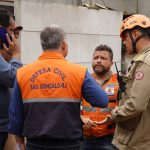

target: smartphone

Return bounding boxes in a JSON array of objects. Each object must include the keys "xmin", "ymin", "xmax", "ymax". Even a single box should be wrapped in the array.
[{"xmin": 0, "ymin": 27, "xmax": 11, "ymax": 49}]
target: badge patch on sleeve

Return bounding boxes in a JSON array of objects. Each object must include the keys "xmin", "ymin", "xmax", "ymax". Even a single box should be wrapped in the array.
[{"xmin": 135, "ymin": 71, "xmax": 144, "ymax": 80}]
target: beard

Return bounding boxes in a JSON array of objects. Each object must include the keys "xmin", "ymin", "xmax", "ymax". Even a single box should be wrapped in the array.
[
  {"xmin": 124, "ymin": 44, "xmax": 137, "ymax": 55},
  {"xmin": 93, "ymin": 65, "xmax": 107, "ymax": 75}
]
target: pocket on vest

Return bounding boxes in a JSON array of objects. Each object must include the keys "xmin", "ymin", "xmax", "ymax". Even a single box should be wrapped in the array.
[{"xmin": 114, "ymin": 124, "xmax": 134, "ymax": 145}]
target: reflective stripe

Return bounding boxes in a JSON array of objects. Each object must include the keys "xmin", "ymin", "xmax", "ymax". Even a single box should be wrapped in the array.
[
  {"xmin": 82, "ymin": 106, "xmax": 96, "ymax": 112},
  {"xmin": 23, "ymin": 98, "xmax": 81, "ymax": 103},
  {"xmin": 82, "ymin": 106, "xmax": 115, "ymax": 112},
  {"xmin": 100, "ymin": 107, "xmax": 115, "ymax": 112}
]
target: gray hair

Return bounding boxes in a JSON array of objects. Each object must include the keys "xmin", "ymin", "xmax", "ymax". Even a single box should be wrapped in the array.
[{"xmin": 40, "ymin": 25, "xmax": 66, "ymax": 51}]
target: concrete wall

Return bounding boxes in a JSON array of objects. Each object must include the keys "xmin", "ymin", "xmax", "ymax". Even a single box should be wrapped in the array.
[
  {"xmin": 14, "ymin": 0, "xmax": 150, "ymax": 16},
  {"xmin": 83, "ymin": 0, "xmax": 137, "ymax": 14},
  {"xmin": 14, "ymin": 0, "xmax": 123, "ymax": 73},
  {"xmin": 82, "ymin": 0, "xmax": 150, "ymax": 17},
  {"xmin": 138, "ymin": 0, "xmax": 150, "ymax": 17}
]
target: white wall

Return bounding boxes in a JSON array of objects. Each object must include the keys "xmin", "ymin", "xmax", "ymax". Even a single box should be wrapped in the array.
[
  {"xmin": 15, "ymin": 0, "xmax": 123, "ymax": 73},
  {"xmin": 138, "ymin": 0, "xmax": 150, "ymax": 17},
  {"xmin": 87, "ymin": 0, "xmax": 137, "ymax": 14}
]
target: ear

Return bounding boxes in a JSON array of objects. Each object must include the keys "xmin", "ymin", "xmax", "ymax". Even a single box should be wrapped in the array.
[
  {"xmin": 61, "ymin": 41, "xmax": 66, "ymax": 51},
  {"xmin": 111, "ymin": 61, "xmax": 113, "ymax": 67},
  {"xmin": 61, "ymin": 40, "xmax": 68, "ymax": 57},
  {"xmin": 132, "ymin": 29, "xmax": 142, "ymax": 39}
]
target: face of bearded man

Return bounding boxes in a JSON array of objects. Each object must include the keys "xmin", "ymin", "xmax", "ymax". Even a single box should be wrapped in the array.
[{"xmin": 92, "ymin": 51, "xmax": 113, "ymax": 76}]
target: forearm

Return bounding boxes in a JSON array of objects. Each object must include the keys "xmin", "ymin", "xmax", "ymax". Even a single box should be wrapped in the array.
[
  {"xmin": 0, "ymin": 50, "xmax": 12, "ymax": 61},
  {"xmin": 0, "ymin": 55, "xmax": 22, "ymax": 87},
  {"xmin": 111, "ymin": 98, "xmax": 143, "ymax": 122},
  {"xmin": 82, "ymin": 71, "xmax": 108, "ymax": 108}
]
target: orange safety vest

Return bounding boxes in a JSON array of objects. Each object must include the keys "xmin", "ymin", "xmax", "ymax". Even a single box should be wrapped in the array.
[
  {"xmin": 17, "ymin": 51, "xmax": 87, "ymax": 139},
  {"xmin": 82, "ymin": 73, "xmax": 119, "ymax": 137}
]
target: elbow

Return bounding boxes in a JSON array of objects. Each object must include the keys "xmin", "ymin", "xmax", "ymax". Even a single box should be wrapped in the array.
[
  {"xmin": 100, "ymin": 92, "xmax": 109, "ymax": 108},
  {"xmin": 96, "ymin": 89, "xmax": 109, "ymax": 108},
  {"xmin": 6, "ymin": 77, "xmax": 15, "ymax": 88},
  {"xmin": 134, "ymin": 106, "xmax": 146, "ymax": 113},
  {"xmin": 91, "ymin": 100, "xmax": 108, "ymax": 108},
  {"xmin": 100, "ymin": 96, "xmax": 108, "ymax": 108},
  {"xmin": 129, "ymin": 99, "xmax": 147, "ymax": 113},
  {"xmin": 99, "ymin": 88, "xmax": 109, "ymax": 108},
  {"xmin": 92, "ymin": 93, "xmax": 109, "ymax": 108},
  {"xmin": 102, "ymin": 102, "xmax": 108, "ymax": 108},
  {"xmin": 9, "ymin": 80, "xmax": 14, "ymax": 88}
]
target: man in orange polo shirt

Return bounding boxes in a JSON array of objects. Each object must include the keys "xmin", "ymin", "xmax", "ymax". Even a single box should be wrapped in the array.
[{"xmin": 80, "ymin": 45, "xmax": 120, "ymax": 150}]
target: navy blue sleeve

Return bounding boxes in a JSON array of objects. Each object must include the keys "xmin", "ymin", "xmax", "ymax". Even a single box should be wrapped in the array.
[
  {"xmin": 9, "ymin": 79, "xmax": 24, "ymax": 136},
  {"xmin": 0, "ymin": 55, "xmax": 22, "ymax": 87},
  {"xmin": 82, "ymin": 71, "xmax": 108, "ymax": 108}
]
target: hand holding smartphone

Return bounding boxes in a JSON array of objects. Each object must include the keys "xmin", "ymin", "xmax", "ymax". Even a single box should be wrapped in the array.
[
  {"xmin": 0, "ymin": 27, "xmax": 21, "ymax": 60},
  {"xmin": 0, "ymin": 27, "xmax": 12, "ymax": 49}
]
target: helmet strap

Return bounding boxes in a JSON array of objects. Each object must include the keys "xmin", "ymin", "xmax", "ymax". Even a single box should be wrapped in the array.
[{"xmin": 129, "ymin": 31, "xmax": 143, "ymax": 53}]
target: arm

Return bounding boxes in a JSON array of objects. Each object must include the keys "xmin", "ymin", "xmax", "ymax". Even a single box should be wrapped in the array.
[
  {"xmin": 0, "ymin": 55, "xmax": 22, "ymax": 87},
  {"xmin": 0, "ymin": 32, "xmax": 22, "ymax": 87},
  {"xmin": 9, "ymin": 80, "xmax": 25, "ymax": 150},
  {"xmin": 111, "ymin": 63, "xmax": 150, "ymax": 122},
  {"xmin": 82, "ymin": 71, "xmax": 108, "ymax": 108},
  {"xmin": 9, "ymin": 79, "xmax": 24, "ymax": 136}
]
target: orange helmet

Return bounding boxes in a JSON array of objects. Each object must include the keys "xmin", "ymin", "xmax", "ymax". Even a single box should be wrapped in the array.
[{"xmin": 120, "ymin": 14, "xmax": 150, "ymax": 39}]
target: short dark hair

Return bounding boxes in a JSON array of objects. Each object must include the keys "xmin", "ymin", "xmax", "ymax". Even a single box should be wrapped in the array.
[
  {"xmin": 0, "ymin": 8, "xmax": 12, "ymax": 27},
  {"xmin": 133, "ymin": 26, "xmax": 150, "ymax": 39},
  {"xmin": 122, "ymin": 26, "xmax": 150, "ymax": 40},
  {"xmin": 94, "ymin": 44, "xmax": 113, "ymax": 61},
  {"xmin": 0, "ymin": 9, "xmax": 13, "ymax": 49},
  {"xmin": 40, "ymin": 25, "xmax": 66, "ymax": 51}
]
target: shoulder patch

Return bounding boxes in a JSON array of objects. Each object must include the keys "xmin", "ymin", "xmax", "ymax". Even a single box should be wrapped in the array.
[{"xmin": 135, "ymin": 71, "xmax": 144, "ymax": 80}]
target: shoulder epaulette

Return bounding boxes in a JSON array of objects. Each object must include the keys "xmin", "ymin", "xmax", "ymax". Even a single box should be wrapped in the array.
[
  {"xmin": 134, "ymin": 54, "xmax": 145, "ymax": 62},
  {"xmin": 143, "ymin": 50, "xmax": 150, "ymax": 66}
]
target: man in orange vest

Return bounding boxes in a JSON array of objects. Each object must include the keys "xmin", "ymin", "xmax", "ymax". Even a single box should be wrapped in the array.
[
  {"xmin": 80, "ymin": 44, "xmax": 120, "ymax": 150},
  {"xmin": 9, "ymin": 25, "xmax": 108, "ymax": 150}
]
